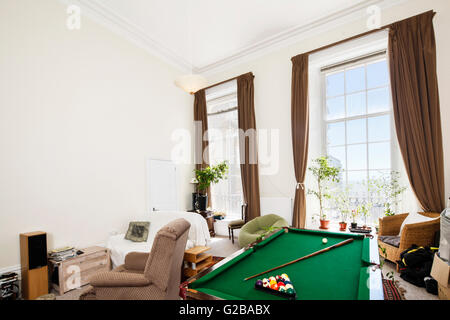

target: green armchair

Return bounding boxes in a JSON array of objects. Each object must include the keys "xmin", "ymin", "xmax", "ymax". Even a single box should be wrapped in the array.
[{"xmin": 238, "ymin": 214, "xmax": 289, "ymax": 248}]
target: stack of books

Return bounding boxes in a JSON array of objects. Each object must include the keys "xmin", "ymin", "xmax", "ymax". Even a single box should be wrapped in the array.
[{"xmin": 49, "ymin": 246, "xmax": 77, "ymax": 262}]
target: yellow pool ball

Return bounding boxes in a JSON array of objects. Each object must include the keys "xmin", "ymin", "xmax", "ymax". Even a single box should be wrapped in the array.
[{"xmin": 322, "ymin": 238, "xmax": 328, "ymax": 244}]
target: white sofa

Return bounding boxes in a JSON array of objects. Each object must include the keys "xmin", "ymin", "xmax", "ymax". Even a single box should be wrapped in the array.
[{"xmin": 107, "ymin": 211, "xmax": 210, "ymax": 268}]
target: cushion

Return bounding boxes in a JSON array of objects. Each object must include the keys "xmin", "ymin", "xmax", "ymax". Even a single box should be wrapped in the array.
[
  {"xmin": 125, "ymin": 222, "xmax": 150, "ymax": 242},
  {"xmin": 398, "ymin": 212, "xmax": 439, "ymax": 236},
  {"xmin": 379, "ymin": 235, "xmax": 401, "ymax": 248},
  {"xmin": 228, "ymin": 219, "xmax": 245, "ymax": 227}
]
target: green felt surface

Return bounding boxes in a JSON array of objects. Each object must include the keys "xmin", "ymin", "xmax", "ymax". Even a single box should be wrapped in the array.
[{"xmin": 190, "ymin": 228, "xmax": 371, "ymax": 300}]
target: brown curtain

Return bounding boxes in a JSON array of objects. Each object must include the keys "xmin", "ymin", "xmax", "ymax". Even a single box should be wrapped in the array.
[
  {"xmin": 237, "ymin": 73, "xmax": 261, "ymax": 222},
  {"xmin": 291, "ymin": 54, "xmax": 309, "ymax": 228},
  {"xmin": 193, "ymin": 89, "xmax": 211, "ymax": 206},
  {"xmin": 388, "ymin": 11, "xmax": 445, "ymax": 212}
]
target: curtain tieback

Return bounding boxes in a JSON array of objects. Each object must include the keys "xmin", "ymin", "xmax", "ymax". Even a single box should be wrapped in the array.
[{"xmin": 296, "ymin": 182, "xmax": 305, "ymax": 190}]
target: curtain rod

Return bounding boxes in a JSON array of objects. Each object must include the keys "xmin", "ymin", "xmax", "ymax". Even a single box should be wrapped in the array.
[
  {"xmin": 292, "ymin": 10, "xmax": 435, "ymax": 59},
  {"xmin": 199, "ymin": 72, "xmax": 253, "ymax": 92}
]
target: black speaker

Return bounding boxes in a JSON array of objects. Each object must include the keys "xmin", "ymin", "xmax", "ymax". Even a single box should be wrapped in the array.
[{"xmin": 28, "ymin": 234, "xmax": 47, "ymax": 269}]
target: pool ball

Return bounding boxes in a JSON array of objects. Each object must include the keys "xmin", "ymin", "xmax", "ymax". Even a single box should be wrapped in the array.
[
  {"xmin": 285, "ymin": 284, "xmax": 293, "ymax": 290},
  {"xmin": 279, "ymin": 286, "xmax": 286, "ymax": 292},
  {"xmin": 286, "ymin": 288, "xmax": 294, "ymax": 295},
  {"xmin": 322, "ymin": 238, "xmax": 328, "ymax": 244},
  {"xmin": 269, "ymin": 276, "xmax": 276, "ymax": 282},
  {"xmin": 284, "ymin": 280, "xmax": 292, "ymax": 285},
  {"xmin": 277, "ymin": 281, "xmax": 285, "ymax": 287},
  {"xmin": 255, "ymin": 280, "xmax": 263, "ymax": 287},
  {"xmin": 270, "ymin": 283, "xmax": 278, "ymax": 291},
  {"xmin": 262, "ymin": 279, "xmax": 269, "ymax": 288},
  {"xmin": 281, "ymin": 273, "xmax": 290, "ymax": 281}
]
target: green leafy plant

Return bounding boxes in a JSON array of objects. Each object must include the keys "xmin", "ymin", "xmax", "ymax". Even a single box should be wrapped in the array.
[
  {"xmin": 334, "ymin": 186, "xmax": 351, "ymax": 223},
  {"xmin": 350, "ymin": 209, "xmax": 359, "ymax": 224},
  {"xmin": 307, "ymin": 156, "xmax": 341, "ymax": 221},
  {"xmin": 371, "ymin": 171, "xmax": 406, "ymax": 216},
  {"xmin": 194, "ymin": 161, "xmax": 229, "ymax": 194},
  {"xmin": 357, "ymin": 202, "xmax": 373, "ymax": 226},
  {"xmin": 378, "ymin": 244, "xmax": 395, "ymax": 280}
]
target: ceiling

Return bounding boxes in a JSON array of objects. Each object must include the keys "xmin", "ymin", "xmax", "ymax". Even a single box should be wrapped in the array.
[{"xmin": 72, "ymin": 0, "xmax": 405, "ymax": 74}]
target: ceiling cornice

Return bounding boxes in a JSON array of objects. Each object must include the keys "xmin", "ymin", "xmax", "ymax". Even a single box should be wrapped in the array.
[
  {"xmin": 60, "ymin": 0, "xmax": 408, "ymax": 75},
  {"xmin": 196, "ymin": 0, "xmax": 409, "ymax": 75},
  {"xmin": 59, "ymin": 0, "xmax": 193, "ymax": 73}
]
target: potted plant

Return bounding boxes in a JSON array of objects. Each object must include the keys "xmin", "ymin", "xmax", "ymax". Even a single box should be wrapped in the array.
[
  {"xmin": 350, "ymin": 209, "xmax": 359, "ymax": 229},
  {"xmin": 307, "ymin": 157, "xmax": 341, "ymax": 230},
  {"xmin": 194, "ymin": 161, "xmax": 229, "ymax": 211},
  {"xmin": 371, "ymin": 171, "xmax": 406, "ymax": 216},
  {"xmin": 358, "ymin": 202, "xmax": 373, "ymax": 229},
  {"xmin": 334, "ymin": 187, "xmax": 350, "ymax": 231}
]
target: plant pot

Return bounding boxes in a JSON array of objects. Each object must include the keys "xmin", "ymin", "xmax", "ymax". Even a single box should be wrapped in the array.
[
  {"xmin": 339, "ymin": 222, "xmax": 347, "ymax": 231},
  {"xmin": 194, "ymin": 193, "xmax": 208, "ymax": 211},
  {"xmin": 351, "ymin": 222, "xmax": 357, "ymax": 229},
  {"xmin": 319, "ymin": 219, "xmax": 330, "ymax": 230}
]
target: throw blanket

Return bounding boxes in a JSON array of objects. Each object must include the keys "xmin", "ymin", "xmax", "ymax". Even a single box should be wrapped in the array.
[{"xmin": 107, "ymin": 211, "xmax": 210, "ymax": 268}]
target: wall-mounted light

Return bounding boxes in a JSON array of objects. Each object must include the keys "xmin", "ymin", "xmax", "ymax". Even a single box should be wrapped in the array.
[{"xmin": 175, "ymin": 74, "xmax": 207, "ymax": 94}]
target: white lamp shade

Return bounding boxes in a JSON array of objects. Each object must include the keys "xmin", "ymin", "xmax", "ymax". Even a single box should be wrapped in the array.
[{"xmin": 175, "ymin": 74, "xmax": 207, "ymax": 94}]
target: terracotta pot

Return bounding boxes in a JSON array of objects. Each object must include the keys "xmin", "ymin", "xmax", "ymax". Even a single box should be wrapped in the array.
[
  {"xmin": 319, "ymin": 219, "xmax": 330, "ymax": 229},
  {"xmin": 339, "ymin": 222, "xmax": 347, "ymax": 231}
]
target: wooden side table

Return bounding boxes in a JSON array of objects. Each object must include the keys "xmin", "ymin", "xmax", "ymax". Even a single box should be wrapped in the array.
[
  {"xmin": 49, "ymin": 246, "xmax": 110, "ymax": 295},
  {"xmin": 183, "ymin": 246, "xmax": 213, "ymax": 278}
]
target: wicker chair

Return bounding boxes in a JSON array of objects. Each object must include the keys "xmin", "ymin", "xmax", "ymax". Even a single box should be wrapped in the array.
[{"xmin": 378, "ymin": 212, "xmax": 440, "ymax": 264}]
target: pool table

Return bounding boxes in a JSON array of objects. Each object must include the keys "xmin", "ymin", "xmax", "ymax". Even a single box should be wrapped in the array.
[{"xmin": 183, "ymin": 228, "xmax": 383, "ymax": 300}]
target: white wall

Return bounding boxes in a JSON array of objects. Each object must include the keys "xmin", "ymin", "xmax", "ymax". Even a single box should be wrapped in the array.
[
  {"xmin": 204, "ymin": 0, "xmax": 450, "ymax": 220},
  {"xmin": 0, "ymin": 0, "xmax": 193, "ymax": 268}
]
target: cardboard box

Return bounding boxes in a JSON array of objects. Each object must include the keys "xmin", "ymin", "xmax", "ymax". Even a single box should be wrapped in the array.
[
  {"xmin": 430, "ymin": 253, "xmax": 450, "ymax": 300},
  {"xmin": 438, "ymin": 283, "xmax": 450, "ymax": 300}
]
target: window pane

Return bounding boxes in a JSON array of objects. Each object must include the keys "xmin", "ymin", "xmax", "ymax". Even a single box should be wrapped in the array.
[
  {"xmin": 328, "ymin": 146, "xmax": 346, "ymax": 169},
  {"xmin": 326, "ymin": 96, "xmax": 345, "ymax": 120},
  {"xmin": 347, "ymin": 171, "xmax": 368, "ymax": 200},
  {"xmin": 368, "ymin": 115, "xmax": 390, "ymax": 142},
  {"xmin": 346, "ymin": 66, "xmax": 365, "ymax": 93},
  {"xmin": 367, "ymin": 60, "xmax": 389, "ymax": 89},
  {"xmin": 347, "ymin": 119, "xmax": 366, "ymax": 144},
  {"xmin": 369, "ymin": 170, "xmax": 390, "ymax": 181},
  {"xmin": 346, "ymin": 92, "xmax": 366, "ymax": 117},
  {"xmin": 347, "ymin": 144, "xmax": 367, "ymax": 170},
  {"xmin": 327, "ymin": 122, "xmax": 345, "ymax": 146},
  {"xmin": 368, "ymin": 87, "xmax": 390, "ymax": 113},
  {"xmin": 368, "ymin": 142, "xmax": 391, "ymax": 169},
  {"xmin": 326, "ymin": 72, "xmax": 344, "ymax": 97}
]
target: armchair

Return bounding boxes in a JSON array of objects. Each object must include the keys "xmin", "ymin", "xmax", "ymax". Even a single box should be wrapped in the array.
[
  {"xmin": 378, "ymin": 212, "xmax": 440, "ymax": 263},
  {"xmin": 80, "ymin": 218, "xmax": 190, "ymax": 300}
]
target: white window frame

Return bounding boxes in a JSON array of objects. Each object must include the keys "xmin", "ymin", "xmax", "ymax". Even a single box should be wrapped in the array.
[
  {"xmin": 206, "ymin": 86, "xmax": 243, "ymax": 219},
  {"xmin": 321, "ymin": 54, "xmax": 396, "ymax": 216}
]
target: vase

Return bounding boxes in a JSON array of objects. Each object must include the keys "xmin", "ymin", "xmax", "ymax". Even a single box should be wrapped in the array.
[
  {"xmin": 319, "ymin": 219, "xmax": 330, "ymax": 229},
  {"xmin": 194, "ymin": 193, "xmax": 208, "ymax": 211},
  {"xmin": 339, "ymin": 222, "xmax": 347, "ymax": 231}
]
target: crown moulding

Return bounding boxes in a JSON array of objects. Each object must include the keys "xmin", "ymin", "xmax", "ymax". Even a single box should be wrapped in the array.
[{"xmin": 59, "ymin": 0, "xmax": 408, "ymax": 76}]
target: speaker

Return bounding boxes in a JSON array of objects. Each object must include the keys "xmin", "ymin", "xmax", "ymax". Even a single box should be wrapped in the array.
[{"xmin": 20, "ymin": 232, "xmax": 48, "ymax": 300}]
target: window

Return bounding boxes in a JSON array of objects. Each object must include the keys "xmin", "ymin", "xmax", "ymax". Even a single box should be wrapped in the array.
[
  {"xmin": 206, "ymin": 81, "xmax": 243, "ymax": 219},
  {"xmin": 323, "ymin": 56, "xmax": 392, "ymax": 220}
]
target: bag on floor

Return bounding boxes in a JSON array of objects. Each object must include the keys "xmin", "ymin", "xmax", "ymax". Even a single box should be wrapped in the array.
[{"xmin": 397, "ymin": 245, "xmax": 438, "ymax": 288}]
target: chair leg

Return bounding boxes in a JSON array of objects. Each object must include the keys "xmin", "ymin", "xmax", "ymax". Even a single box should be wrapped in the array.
[
  {"xmin": 228, "ymin": 227, "xmax": 231, "ymax": 240},
  {"xmin": 231, "ymin": 229, "xmax": 234, "ymax": 244}
]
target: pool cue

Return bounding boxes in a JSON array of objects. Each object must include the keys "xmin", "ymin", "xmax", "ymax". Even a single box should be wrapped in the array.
[{"xmin": 243, "ymin": 238, "xmax": 354, "ymax": 281}]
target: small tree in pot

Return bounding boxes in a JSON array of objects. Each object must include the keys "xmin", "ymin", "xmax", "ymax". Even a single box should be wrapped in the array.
[
  {"xmin": 194, "ymin": 161, "xmax": 229, "ymax": 211},
  {"xmin": 334, "ymin": 187, "xmax": 350, "ymax": 231},
  {"xmin": 307, "ymin": 156, "xmax": 341, "ymax": 229}
]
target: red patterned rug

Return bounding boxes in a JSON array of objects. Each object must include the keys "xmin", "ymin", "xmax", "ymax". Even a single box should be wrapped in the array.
[{"xmin": 383, "ymin": 279, "xmax": 406, "ymax": 300}]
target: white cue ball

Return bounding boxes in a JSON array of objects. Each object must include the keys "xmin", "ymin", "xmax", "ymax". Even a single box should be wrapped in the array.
[{"xmin": 322, "ymin": 238, "xmax": 328, "ymax": 244}]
